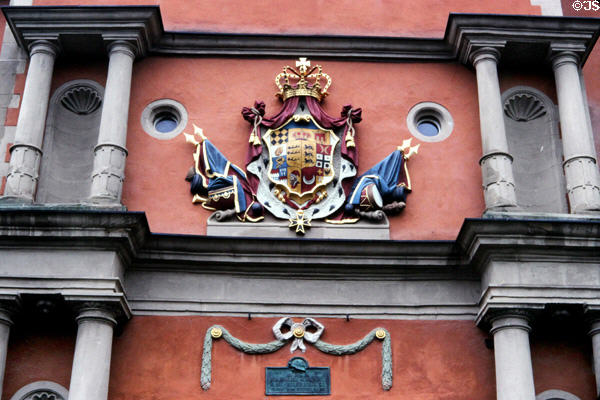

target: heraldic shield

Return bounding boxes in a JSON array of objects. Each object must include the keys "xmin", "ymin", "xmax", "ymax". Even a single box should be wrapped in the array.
[
  {"xmin": 184, "ymin": 57, "xmax": 421, "ymax": 235},
  {"xmin": 265, "ymin": 117, "xmax": 339, "ymax": 205}
]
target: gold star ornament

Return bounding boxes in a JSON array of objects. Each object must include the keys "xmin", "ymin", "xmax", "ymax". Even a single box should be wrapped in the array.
[{"xmin": 289, "ymin": 210, "xmax": 311, "ymax": 235}]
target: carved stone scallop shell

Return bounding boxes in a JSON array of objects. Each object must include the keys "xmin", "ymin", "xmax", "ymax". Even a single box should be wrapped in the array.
[
  {"xmin": 504, "ymin": 93, "xmax": 546, "ymax": 122},
  {"xmin": 60, "ymin": 86, "xmax": 102, "ymax": 115}
]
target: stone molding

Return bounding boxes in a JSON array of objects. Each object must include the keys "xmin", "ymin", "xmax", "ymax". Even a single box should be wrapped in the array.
[
  {"xmin": 536, "ymin": 390, "xmax": 582, "ymax": 400},
  {"xmin": 2, "ymin": 7, "xmax": 600, "ymax": 65},
  {"xmin": 8, "ymin": 381, "xmax": 69, "ymax": 400},
  {"xmin": 0, "ymin": 209, "xmax": 598, "ymax": 319}
]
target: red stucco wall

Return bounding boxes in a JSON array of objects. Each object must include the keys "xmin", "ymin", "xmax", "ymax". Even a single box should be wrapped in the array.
[
  {"xmin": 23, "ymin": 0, "xmax": 552, "ymax": 239},
  {"xmin": 33, "ymin": 0, "xmax": 542, "ymax": 37},
  {"xmin": 3, "ymin": 316, "xmax": 596, "ymax": 400},
  {"xmin": 117, "ymin": 59, "xmax": 484, "ymax": 239},
  {"xmin": 3, "ymin": 328, "xmax": 74, "ymax": 398}
]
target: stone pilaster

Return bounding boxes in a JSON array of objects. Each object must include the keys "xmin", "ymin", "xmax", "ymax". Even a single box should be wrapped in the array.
[
  {"xmin": 471, "ymin": 47, "xmax": 518, "ymax": 211},
  {"xmin": 489, "ymin": 311, "xmax": 536, "ymax": 400},
  {"xmin": 552, "ymin": 51, "xmax": 600, "ymax": 214},
  {"xmin": 2, "ymin": 40, "xmax": 58, "ymax": 203},
  {"xmin": 68, "ymin": 304, "xmax": 117, "ymax": 400},
  {"xmin": 89, "ymin": 41, "xmax": 135, "ymax": 205}
]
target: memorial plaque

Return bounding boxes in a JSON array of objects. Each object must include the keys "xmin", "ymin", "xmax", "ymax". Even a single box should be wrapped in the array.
[{"xmin": 266, "ymin": 357, "xmax": 330, "ymax": 396}]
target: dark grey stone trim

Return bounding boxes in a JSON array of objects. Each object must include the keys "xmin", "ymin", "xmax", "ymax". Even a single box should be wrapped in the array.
[
  {"xmin": 156, "ymin": 31, "xmax": 452, "ymax": 61},
  {"xmin": 2, "ymin": 7, "xmax": 600, "ymax": 66},
  {"xmin": 1, "ymin": 6, "xmax": 163, "ymax": 57},
  {"xmin": 1, "ymin": 208, "xmax": 599, "ymax": 273},
  {"xmin": 1, "ymin": 209, "xmax": 599, "ymax": 319},
  {"xmin": 447, "ymin": 13, "xmax": 600, "ymax": 65}
]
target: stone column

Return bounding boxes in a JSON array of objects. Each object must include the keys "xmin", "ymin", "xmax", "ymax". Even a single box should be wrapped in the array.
[
  {"xmin": 2, "ymin": 40, "xmax": 58, "ymax": 203},
  {"xmin": 552, "ymin": 51, "xmax": 600, "ymax": 214},
  {"xmin": 490, "ymin": 313, "xmax": 536, "ymax": 400},
  {"xmin": 68, "ymin": 306, "xmax": 116, "ymax": 400},
  {"xmin": 0, "ymin": 308, "xmax": 12, "ymax": 397},
  {"xmin": 589, "ymin": 320, "xmax": 600, "ymax": 397},
  {"xmin": 471, "ymin": 47, "xmax": 518, "ymax": 211},
  {"xmin": 89, "ymin": 41, "xmax": 136, "ymax": 205}
]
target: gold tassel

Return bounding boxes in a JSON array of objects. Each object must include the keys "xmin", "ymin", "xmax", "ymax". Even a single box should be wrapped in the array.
[{"xmin": 346, "ymin": 136, "xmax": 355, "ymax": 148}]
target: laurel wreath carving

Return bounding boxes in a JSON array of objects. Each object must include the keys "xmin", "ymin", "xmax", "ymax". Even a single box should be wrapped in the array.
[{"xmin": 200, "ymin": 324, "xmax": 392, "ymax": 391}]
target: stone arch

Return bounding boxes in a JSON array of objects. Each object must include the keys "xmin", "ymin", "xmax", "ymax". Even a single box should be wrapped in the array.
[
  {"xmin": 536, "ymin": 389, "xmax": 582, "ymax": 400},
  {"xmin": 502, "ymin": 85, "xmax": 568, "ymax": 213},
  {"xmin": 9, "ymin": 381, "xmax": 69, "ymax": 400},
  {"xmin": 36, "ymin": 79, "xmax": 104, "ymax": 204}
]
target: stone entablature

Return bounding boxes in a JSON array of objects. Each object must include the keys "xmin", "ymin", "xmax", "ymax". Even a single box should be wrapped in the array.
[
  {"xmin": 3, "ymin": 8, "xmax": 600, "ymax": 63},
  {"xmin": 0, "ymin": 209, "xmax": 598, "ymax": 321}
]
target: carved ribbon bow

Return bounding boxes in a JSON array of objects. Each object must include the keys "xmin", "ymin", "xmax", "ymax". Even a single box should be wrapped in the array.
[
  {"xmin": 272, "ymin": 317, "xmax": 324, "ymax": 353},
  {"xmin": 341, "ymin": 105, "xmax": 362, "ymax": 148},
  {"xmin": 241, "ymin": 101, "xmax": 266, "ymax": 146}
]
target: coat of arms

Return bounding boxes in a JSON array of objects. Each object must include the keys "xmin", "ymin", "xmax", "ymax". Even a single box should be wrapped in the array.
[{"xmin": 184, "ymin": 58, "xmax": 419, "ymax": 235}]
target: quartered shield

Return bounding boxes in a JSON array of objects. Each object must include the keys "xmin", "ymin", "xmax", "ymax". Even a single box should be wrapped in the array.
[{"xmin": 264, "ymin": 116, "xmax": 339, "ymax": 204}]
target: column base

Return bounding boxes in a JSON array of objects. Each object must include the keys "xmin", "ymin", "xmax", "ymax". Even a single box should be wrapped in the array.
[
  {"xmin": 481, "ymin": 153, "xmax": 518, "ymax": 210},
  {"xmin": 564, "ymin": 156, "xmax": 600, "ymax": 214},
  {"xmin": 0, "ymin": 196, "xmax": 34, "ymax": 205},
  {"xmin": 84, "ymin": 197, "xmax": 126, "ymax": 209}
]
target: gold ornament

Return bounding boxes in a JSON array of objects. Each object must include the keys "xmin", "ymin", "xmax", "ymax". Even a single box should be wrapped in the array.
[
  {"xmin": 211, "ymin": 327, "xmax": 223, "ymax": 339},
  {"xmin": 375, "ymin": 329, "xmax": 386, "ymax": 340},
  {"xmin": 289, "ymin": 210, "xmax": 312, "ymax": 235},
  {"xmin": 275, "ymin": 57, "xmax": 332, "ymax": 102},
  {"xmin": 293, "ymin": 327, "xmax": 305, "ymax": 338}
]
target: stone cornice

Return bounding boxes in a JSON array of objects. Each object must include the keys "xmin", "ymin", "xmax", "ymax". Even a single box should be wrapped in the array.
[
  {"xmin": 1, "ymin": 5, "xmax": 163, "ymax": 57},
  {"xmin": 0, "ymin": 209, "xmax": 599, "ymax": 276},
  {"xmin": 0, "ymin": 207, "xmax": 149, "ymax": 266},
  {"xmin": 2, "ymin": 6, "xmax": 600, "ymax": 66},
  {"xmin": 455, "ymin": 215, "xmax": 600, "ymax": 269},
  {"xmin": 1, "ymin": 209, "xmax": 600, "ymax": 321},
  {"xmin": 447, "ymin": 13, "xmax": 600, "ymax": 65}
]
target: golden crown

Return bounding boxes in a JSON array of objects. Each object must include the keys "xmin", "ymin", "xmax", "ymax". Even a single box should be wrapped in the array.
[{"xmin": 275, "ymin": 57, "xmax": 332, "ymax": 102}]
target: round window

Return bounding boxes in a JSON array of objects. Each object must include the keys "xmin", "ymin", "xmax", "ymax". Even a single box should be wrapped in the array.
[
  {"xmin": 141, "ymin": 99, "xmax": 188, "ymax": 140},
  {"xmin": 154, "ymin": 112, "xmax": 179, "ymax": 133},
  {"xmin": 407, "ymin": 102, "xmax": 453, "ymax": 142}
]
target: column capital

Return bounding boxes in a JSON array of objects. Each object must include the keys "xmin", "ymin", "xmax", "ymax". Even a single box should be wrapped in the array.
[
  {"xmin": 0, "ymin": 297, "xmax": 22, "ymax": 327},
  {"xmin": 585, "ymin": 307, "xmax": 600, "ymax": 335},
  {"xmin": 0, "ymin": 306, "xmax": 16, "ymax": 328},
  {"xmin": 490, "ymin": 313, "xmax": 532, "ymax": 335},
  {"xmin": 74, "ymin": 303, "xmax": 118, "ymax": 327},
  {"xmin": 470, "ymin": 47, "xmax": 501, "ymax": 67},
  {"xmin": 106, "ymin": 40, "xmax": 137, "ymax": 60},
  {"xmin": 483, "ymin": 309, "xmax": 536, "ymax": 334},
  {"xmin": 551, "ymin": 51, "xmax": 580, "ymax": 71},
  {"xmin": 28, "ymin": 40, "xmax": 60, "ymax": 58}
]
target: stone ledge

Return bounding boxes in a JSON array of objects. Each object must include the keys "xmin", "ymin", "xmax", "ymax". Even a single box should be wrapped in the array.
[{"xmin": 207, "ymin": 213, "xmax": 390, "ymax": 240}]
